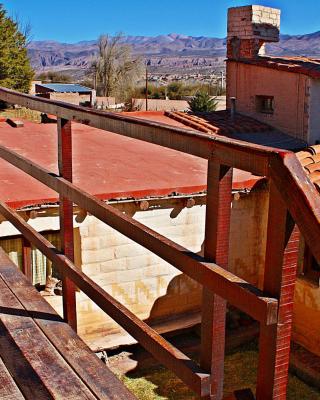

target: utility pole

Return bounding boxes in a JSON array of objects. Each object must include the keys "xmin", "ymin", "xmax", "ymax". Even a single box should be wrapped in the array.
[
  {"xmin": 145, "ymin": 62, "xmax": 149, "ymax": 111},
  {"xmin": 221, "ymin": 70, "xmax": 225, "ymax": 93}
]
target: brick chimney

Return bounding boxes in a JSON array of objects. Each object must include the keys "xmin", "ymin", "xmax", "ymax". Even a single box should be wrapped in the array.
[{"xmin": 227, "ymin": 5, "xmax": 280, "ymax": 60}]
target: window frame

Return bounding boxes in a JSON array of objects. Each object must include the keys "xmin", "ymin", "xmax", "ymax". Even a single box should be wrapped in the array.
[{"xmin": 256, "ymin": 95, "xmax": 274, "ymax": 115}]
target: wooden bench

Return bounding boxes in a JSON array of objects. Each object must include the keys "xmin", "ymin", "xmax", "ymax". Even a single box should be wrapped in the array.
[{"xmin": 0, "ymin": 247, "xmax": 137, "ymax": 400}]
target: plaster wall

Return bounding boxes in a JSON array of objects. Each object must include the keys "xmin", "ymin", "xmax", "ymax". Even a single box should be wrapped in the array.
[
  {"xmin": 45, "ymin": 192, "xmax": 267, "ymax": 349},
  {"xmin": 308, "ymin": 79, "xmax": 320, "ymax": 144},
  {"xmin": 227, "ymin": 61, "xmax": 309, "ymax": 141}
]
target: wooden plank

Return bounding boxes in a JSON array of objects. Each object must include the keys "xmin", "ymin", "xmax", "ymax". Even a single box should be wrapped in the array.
[
  {"xmin": 256, "ymin": 180, "xmax": 297, "ymax": 400},
  {"xmin": 269, "ymin": 152, "xmax": 320, "ymax": 264},
  {"xmin": 22, "ymin": 237, "xmax": 32, "ymax": 282},
  {"xmin": 57, "ymin": 117, "xmax": 77, "ymax": 331},
  {"xmin": 0, "ymin": 152, "xmax": 278, "ymax": 325},
  {"xmin": 0, "ymin": 249, "xmax": 137, "ymax": 400},
  {"xmin": 0, "ymin": 205, "xmax": 211, "ymax": 397},
  {"xmin": 0, "ymin": 271, "xmax": 96, "ymax": 399},
  {"xmin": 0, "ymin": 356, "xmax": 25, "ymax": 400},
  {"xmin": 0, "ymin": 87, "xmax": 277, "ymax": 175},
  {"xmin": 201, "ymin": 162, "xmax": 232, "ymax": 400}
]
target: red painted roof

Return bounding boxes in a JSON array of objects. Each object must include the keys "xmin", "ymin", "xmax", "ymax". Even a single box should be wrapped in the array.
[
  {"xmin": 0, "ymin": 113, "xmax": 261, "ymax": 209},
  {"xmin": 231, "ymin": 56, "xmax": 320, "ymax": 79}
]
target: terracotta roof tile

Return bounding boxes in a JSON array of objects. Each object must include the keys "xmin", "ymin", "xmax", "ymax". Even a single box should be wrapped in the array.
[
  {"xmin": 165, "ymin": 110, "xmax": 273, "ymax": 135},
  {"xmin": 297, "ymin": 145, "xmax": 320, "ymax": 192},
  {"xmin": 230, "ymin": 56, "xmax": 320, "ymax": 79},
  {"xmin": 165, "ymin": 110, "xmax": 307, "ymax": 151}
]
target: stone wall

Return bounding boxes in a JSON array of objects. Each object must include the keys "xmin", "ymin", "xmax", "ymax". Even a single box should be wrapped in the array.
[
  {"xmin": 45, "ymin": 189, "xmax": 269, "ymax": 349},
  {"xmin": 2, "ymin": 187, "xmax": 318, "ymax": 355}
]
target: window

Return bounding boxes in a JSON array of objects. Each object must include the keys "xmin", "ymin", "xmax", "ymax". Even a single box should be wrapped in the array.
[
  {"xmin": 256, "ymin": 95, "xmax": 274, "ymax": 114},
  {"xmin": 0, "ymin": 231, "xmax": 61, "ymax": 286}
]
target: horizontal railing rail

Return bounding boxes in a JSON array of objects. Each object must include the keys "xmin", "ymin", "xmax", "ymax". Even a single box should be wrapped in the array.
[
  {"xmin": 0, "ymin": 144, "xmax": 278, "ymax": 325},
  {"xmin": 1, "ymin": 87, "xmax": 319, "ymax": 263},
  {"xmin": 0, "ymin": 86, "xmax": 320, "ymax": 399},
  {"xmin": 0, "ymin": 200, "xmax": 211, "ymax": 397}
]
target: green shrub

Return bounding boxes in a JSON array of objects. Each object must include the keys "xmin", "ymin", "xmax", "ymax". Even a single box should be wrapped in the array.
[{"xmin": 188, "ymin": 92, "xmax": 218, "ymax": 112}]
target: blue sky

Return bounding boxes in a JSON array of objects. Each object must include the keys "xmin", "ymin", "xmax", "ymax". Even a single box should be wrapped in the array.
[{"xmin": 1, "ymin": 0, "xmax": 320, "ymax": 43}]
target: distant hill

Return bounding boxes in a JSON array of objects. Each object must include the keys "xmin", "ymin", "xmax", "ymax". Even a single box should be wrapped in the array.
[{"xmin": 27, "ymin": 31, "xmax": 320, "ymax": 74}]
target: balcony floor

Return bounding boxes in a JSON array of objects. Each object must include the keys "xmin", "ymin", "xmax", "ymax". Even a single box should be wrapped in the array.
[{"xmin": 0, "ymin": 247, "xmax": 136, "ymax": 400}]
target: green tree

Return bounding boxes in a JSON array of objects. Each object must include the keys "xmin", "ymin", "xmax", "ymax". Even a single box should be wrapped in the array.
[
  {"xmin": 0, "ymin": 4, "xmax": 33, "ymax": 93},
  {"xmin": 188, "ymin": 92, "xmax": 218, "ymax": 113}
]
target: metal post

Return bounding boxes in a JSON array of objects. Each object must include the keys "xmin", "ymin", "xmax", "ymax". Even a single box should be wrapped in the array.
[
  {"xmin": 57, "ymin": 117, "xmax": 77, "ymax": 331},
  {"xmin": 145, "ymin": 63, "xmax": 149, "ymax": 112}
]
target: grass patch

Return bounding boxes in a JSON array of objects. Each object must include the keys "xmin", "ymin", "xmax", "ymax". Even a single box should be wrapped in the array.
[
  {"xmin": 0, "ymin": 107, "xmax": 41, "ymax": 123},
  {"xmin": 116, "ymin": 341, "xmax": 320, "ymax": 399}
]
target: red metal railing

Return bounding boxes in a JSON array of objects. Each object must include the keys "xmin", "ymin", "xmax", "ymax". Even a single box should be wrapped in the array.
[{"xmin": 1, "ymin": 87, "xmax": 320, "ymax": 399}]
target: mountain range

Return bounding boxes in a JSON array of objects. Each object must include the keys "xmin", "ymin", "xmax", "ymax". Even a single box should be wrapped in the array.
[{"xmin": 28, "ymin": 31, "xmax": 320, "ymax": 75}]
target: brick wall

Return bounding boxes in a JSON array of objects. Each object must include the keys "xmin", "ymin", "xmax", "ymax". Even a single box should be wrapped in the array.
[
  {"xmin": 227, "ymin": 5, "xmax": 280, "ymax": 59},
  {"xmin": 226, "ymin": 61, "xmax": 310, "ymax": 141}
]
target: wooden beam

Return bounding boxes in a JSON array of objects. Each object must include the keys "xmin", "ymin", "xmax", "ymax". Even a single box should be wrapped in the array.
[
  {"xmin": 57, "ymin": 118, "xmax": 77, "ymax": 331},
  {"xmin": 256, "ymin": 180, "xmax": 297, "ymax": 399},
  {"xmin": 22, "ymin": 237, "xmax": 32, "ymax": 282},
  {"xmin": 270, "ymin": 152, "xmax": 320, "ymax": 265},
  {"xmin": 0, "ymin": 201, "xmax": 210, "ymax": 397},
  {"xmin": 0, "ymin": 248, "xmax": 138, "ymax": 400},
  {"xmin": 201, "ymin": 161, "xmax": 232, "ymax": 400},
  {"xmin": 0, "ymin": 146, "xmax": 278, "ymax": 324},
  {"xmin": 0, "ymin": 87, "xmax": 278, "ymax": 175}
]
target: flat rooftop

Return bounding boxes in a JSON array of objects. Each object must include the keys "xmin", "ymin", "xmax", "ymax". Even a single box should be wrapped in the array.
[{"xmin": 0, "ymin": 112, "xmax": 261, "ymax": 209}]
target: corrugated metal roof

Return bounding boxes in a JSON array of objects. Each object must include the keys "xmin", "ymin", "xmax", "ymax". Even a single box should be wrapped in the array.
[{"xmin": 37, "ymin": 83, "xmax": 92, "ymax": 93}]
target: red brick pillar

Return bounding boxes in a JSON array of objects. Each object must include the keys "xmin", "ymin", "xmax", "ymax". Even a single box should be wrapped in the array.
[
  {"xmin": 201, "ymin": 160, "xmax": 233, "ymax": 399},
  {"xmin": 256, "ymin": 180, "xmax": 299, "ymax": 399}
]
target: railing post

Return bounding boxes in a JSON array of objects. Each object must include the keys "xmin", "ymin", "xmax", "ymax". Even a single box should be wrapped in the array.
[
  {"xmin": 22, "ymin": 237, "xmax": 32, "ymax": 282},
  {"xmin": 57, "ymin": 117, "xmax": 77, "ymax": 331},
  {"xmin": 201, "ymin": 159, "xmax": 233, "ymax": 399},
  {"xmin": 256, "ymin": 179, "xmax": 298, "ymax": 399}
]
